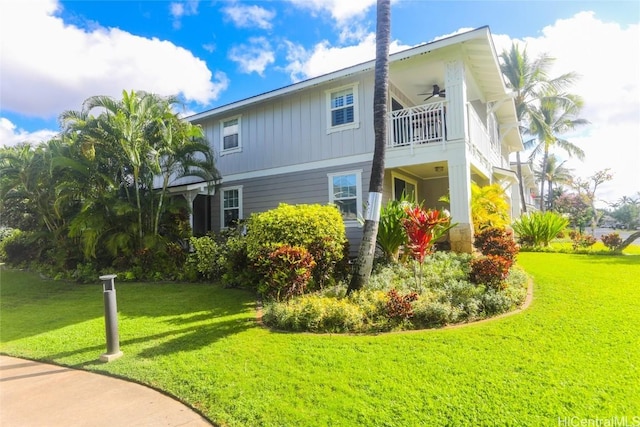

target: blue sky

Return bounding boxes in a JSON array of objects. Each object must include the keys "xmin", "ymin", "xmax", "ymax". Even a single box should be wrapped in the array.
[{"xmin": 0, "ymin": 0, "xmax": 638, "ymax": 203}]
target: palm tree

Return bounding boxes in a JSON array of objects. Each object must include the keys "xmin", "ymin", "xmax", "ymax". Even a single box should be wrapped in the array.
[
  {"xmin": 528, "ymin": 94, "xmax": 588, "ymax": 210},
  {"xmin": 534, "ymin": 154, "xmax": 573, "ymax": 211},
  {"xmin": 500, "ymin": 43, "xmax": 579, "ymax": 213},
  {"xmin": 59, "ymin": 90, "xmax": 218, "ymax": 255},
  {"xmin": 348, "ymin": 0, "xmax": 390, "ymax": 293}
]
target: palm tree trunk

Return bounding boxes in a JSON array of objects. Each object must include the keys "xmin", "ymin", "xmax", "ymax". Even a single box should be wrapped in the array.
[
  {"xmin": 348, "ymin": 0, "xmax": 390, "ymax": 293},
  {"xmin": 515, "ymin": 151, "xmax": 527, "ymax": 213},
  {"xmin": 539, "ymin": 149, "xmax": 548, "ymax": 211}
]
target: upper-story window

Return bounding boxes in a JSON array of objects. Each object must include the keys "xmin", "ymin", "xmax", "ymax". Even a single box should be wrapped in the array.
[
  {"xmin": 326, "ymin": 83, "xmax": 359, "ymax": 133},
  {"xmin": 328, "ymin": 170, "xmax": 362, "ymax": 226},
  {"xmin": 220, "ymin": 116, "xmax": 241, "ymax": 154}
]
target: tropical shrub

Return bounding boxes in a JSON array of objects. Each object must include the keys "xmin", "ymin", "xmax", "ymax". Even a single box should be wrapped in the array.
[
  {"xmin": 568, "ymin": 230, "xmax": 597, "ymax": 250},
  {"xmin": 188, "ymin": 235, "xmax": 225, "ymax": 280},
  {"xmin": 257, "ymin": 245, "xmax": 316, "ymax": 301},
  {"xmin": 511, "ymin": 211, "xmax": 569, "ymax": 247},
  {"xmin": 246, "ymin": 203, "xmax": 346, "ymax": 289},
  {"xmin": 401, "ymin": 206, "xmax": 453, "ymax": 264},
  {"xmin": 473, "ymin": 227, "xmax": 519, "ymax": 264},
  {"xmin": 0, "ymin": 230, "xmax": 42, "ymax": 266},
  {"xmin": 601, "ymin": 232, "xmax": 623, "ymax": 251},
  {"xmin": 470, "ymin": 183, "xmax": 511, "ymax": 233},
  {"xmin": 376, "ymin": 198, "xmax": 411, "ymax": 262},
  {"xmin": 384, "ymin": 289, "xmax": 418, "ymax": 321},
  {"xmin": 469, "ymin": 255, "xmax": 511, "ymax": 289}
]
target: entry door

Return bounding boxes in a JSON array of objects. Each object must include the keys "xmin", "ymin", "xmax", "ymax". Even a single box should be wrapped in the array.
[{"xmin": 393, "ymin": 176, "xmax": 417, "ymax": 202}]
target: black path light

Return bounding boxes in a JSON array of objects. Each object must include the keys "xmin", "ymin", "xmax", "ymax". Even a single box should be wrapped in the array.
[{"xmin": 99, "ymin": 274, "xmax": 123, "ymax": 362}]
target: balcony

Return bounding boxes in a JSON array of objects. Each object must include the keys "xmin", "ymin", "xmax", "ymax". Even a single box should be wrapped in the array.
[
  {"xmin": 387, "ymin": 101, "xmax": 445, "ymax": 148},
  {"xmin": 388, "ymin": 101, "xmax": 507, "ymax": 170}
]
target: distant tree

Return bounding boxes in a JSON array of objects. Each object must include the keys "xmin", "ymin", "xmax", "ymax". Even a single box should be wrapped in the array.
[
  {"xmin": 554, "ymin": 192, "xmax": 592, "ymax": 232},
  {"xmin": 534, "ymin": 154, "xmax": 573, "ymax": 211},
  {"xmin": 528, "ymin": 94, "xmax": 588, "ymax": 211},
  {"xmin": 571, "ymin": 169, "xmax": 614, "ymax": 234},
  {"xmin": 499, "ymin": 43, "xmax": 579, "ymax": 214}
]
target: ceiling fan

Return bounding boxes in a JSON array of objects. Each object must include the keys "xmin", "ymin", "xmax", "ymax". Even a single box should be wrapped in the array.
[{"xmin": 419, "ymin": 84, "xmax": 446, "ymax": 101}]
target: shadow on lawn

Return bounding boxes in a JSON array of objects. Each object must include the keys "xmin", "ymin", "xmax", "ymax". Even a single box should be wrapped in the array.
[{"xmin": 568, "ymin": 253, "xmax": 640, "ymax": 266}]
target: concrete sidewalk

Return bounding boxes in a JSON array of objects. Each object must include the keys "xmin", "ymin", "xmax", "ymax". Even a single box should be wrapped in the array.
[{"xmin": 0, "ymin": 355, "xmax": 213, "ymax": 426}]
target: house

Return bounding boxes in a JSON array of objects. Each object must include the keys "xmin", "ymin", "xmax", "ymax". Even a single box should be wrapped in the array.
[
  {"xmin": 510, "ymin": 160, "xmax": 539, "ymax": 217},
  {"xmin": 171, "ymin": 26, "xmax": 523, "ymax": 253}
]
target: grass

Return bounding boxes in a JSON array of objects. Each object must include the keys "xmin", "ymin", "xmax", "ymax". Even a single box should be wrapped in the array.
[{"xmin": 1, "ymin": 249, "xmax": 639, "ymax": 426}]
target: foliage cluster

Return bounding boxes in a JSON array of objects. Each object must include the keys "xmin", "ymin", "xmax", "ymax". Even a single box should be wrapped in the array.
[
  {"xmin": 263, "ymin": 252, "xmax": 528, "ymax": 333},
  {"xmin": 256, "ymin": 245, "xmax": 316, "ymax": 302},
  {"xmin": 600, "ymin": 232, "xmax": 623, "ymax": 251},
  {"xmin": 512, "ymin": 211, "xmax": 569, "ymax": 247},
  {"xmin": 568, "ymin": 230, "xmax": 597, "ymax": 250},
  {"xmin": 0, "ymin": 90, "xmax": 218, "ymax": 282}
]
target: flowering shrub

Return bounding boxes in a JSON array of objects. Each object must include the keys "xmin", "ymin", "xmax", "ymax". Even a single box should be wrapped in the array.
[
  {"xmin": 600, "ymin": 232, "xmax": 623, "ymax": 251},
  {"xmin": 469, "ymin": 255, "xmax": 511, "ymax": 289},
  {"xmin": 385, "ymin": 289, "xmax": 418, "ymax": 320},
  {"xmin": 257, "ymin": 245, "xmax": 316, "ymax": 301}
]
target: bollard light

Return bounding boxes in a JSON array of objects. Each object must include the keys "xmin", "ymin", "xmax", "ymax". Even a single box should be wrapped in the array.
[{"xmin": 99, "ymin": 274, "xmax": 123, "ymax": 362}]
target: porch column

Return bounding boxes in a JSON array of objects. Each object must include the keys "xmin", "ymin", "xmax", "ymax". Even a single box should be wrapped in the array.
[
  {"xmin": 448, "ymin": 156, "xmax": 473, "ymax": 253},
  {"xmin": 444, "ymin": 60, "xmax": 468, "ymax": 141},
  {"xmin": 183, "ymin": 190, "xmax": 199, "ymax": 231}
]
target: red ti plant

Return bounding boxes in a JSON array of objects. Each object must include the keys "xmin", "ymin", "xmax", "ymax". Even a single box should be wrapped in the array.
[{"xmin": 401, "ymin": 206, "xmax": 454, "ymax": 264}]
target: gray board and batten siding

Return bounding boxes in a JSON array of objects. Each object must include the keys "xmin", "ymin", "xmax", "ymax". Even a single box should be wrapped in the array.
[{"xmin": 211, "ymin": 162, "xmax": 373, "ymax": 249}]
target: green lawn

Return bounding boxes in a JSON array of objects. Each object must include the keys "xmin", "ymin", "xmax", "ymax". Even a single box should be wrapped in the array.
[{"xmin": 1, "ymin": 251, "xmax": 639, "ymax": 426}]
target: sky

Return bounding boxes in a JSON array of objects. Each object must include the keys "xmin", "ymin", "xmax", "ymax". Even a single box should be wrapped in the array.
[{"xmin": 0, "ymin": 0, "xmax": 638, "ymax": 206}]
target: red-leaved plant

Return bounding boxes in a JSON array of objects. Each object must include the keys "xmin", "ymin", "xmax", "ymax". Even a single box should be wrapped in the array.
[
  {"xmin": 401, "ymin": 206, "xmax": 455, "ymax": 286},
  {"xmin": 401, "ymin": 206, "xmax": 454, "ymax": 263}
]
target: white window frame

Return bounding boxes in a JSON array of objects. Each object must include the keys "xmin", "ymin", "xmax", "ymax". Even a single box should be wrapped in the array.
[
  {"xmin": 325, "ymin": 83, "xmax": 360, "ymax": 134},
  {"xmin": 220, "ymin": 185, "xmax": 243, "ymax": 229},
  {"xmin": 328, "ymin": 170, "xmax": 362, "ymax": 227},
  {"xmin": 220, "ymin": 115, "xmax": 242, "ymax": 155},
  {"xmin": 391, "ymin": 171, "xmax": 418, "ymax": 202}
]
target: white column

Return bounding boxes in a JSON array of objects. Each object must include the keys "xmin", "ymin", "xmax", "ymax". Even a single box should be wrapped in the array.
[
  {"xmin": 448, "ymin": 156, "xmax": 474, "ymax": 253},
  {"xmin": 183, "ymin": 190, "xmax": 198, "ymax": 231},
  {"xmin": 444, "ymin": 60, "xmax": 468, "ymax": 141}
]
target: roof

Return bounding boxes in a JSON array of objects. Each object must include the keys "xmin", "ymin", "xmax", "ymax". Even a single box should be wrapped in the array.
[{"xmin": 187, "ymin": 26, "xmax": 522, "ymax": 150}]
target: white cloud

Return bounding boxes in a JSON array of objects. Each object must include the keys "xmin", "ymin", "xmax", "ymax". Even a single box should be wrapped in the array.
[
  {"xmin": 0, "ymin": 0, "xmax": 227, "ymax": 121},
  {"xmin": 496, "ymin": 12, "xmax": 640, "ymax": 204},
  {"xmin": 0, "ymin": 118, "xmax": 58, "ymax": 148},
  {"xmin": 283, "ymin": 33, "xmax": 411, "ymax": 82},
  {"xmin": 222, "ymin": 4, "xmax": 275, "ymax": 30},
  {"xmin": 170, "ymin": 0, "xmax": 199, "ymax": 29},
  {"xmin": 228, "ymin": 37, "xmax": 275, "ymax": 76},
  {"xmin": 287, "ymin": 0, "xmax": 375, "ymax": 23}
]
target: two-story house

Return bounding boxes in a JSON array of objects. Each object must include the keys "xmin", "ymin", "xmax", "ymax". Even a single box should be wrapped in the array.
[{"xmin": 171, "ymin": 26, "xmax": 523, "ymax": 253}]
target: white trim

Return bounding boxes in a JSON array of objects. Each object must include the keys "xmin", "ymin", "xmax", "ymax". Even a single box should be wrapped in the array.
[
  {"xmin": 391, "ymin": 171, "xmax": 418, "ymax": 201},
  {"xmin": 327, "ymin": 170, "xmax": 363, "ymax": 227},
  {"xmin": 325, "ymin": 82, "xmax": 360, "ymax": 134},
  {"xmin": 220, "ymin": 115, "xmax": 242, "ymax": 155},
  {"xmin": 219, "ymin": 153, "xmax": 373, "ymax": 184},
  {"xmin": 220, "ymin": 185, "xmax": 243, "ymax": 229}
]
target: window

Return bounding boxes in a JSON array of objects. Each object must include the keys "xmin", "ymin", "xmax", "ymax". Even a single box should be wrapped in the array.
[
  {"xmin": 221, "ymin": 186, "xmax": 242, "ymax": 228},
  {"xmin": 392, "ymin": 173, "xmax": 417, "ymax": 202},
  {"xmin": 220, "ymin": 116, "xmax": 241, "ymax": 154},
  {"xmin": 326, "ymin": 83, "xmax": 359, "ymax": 133},
  {"xmin": 328, "ymin": 171, "xmax": 362, "ymax": 224}
]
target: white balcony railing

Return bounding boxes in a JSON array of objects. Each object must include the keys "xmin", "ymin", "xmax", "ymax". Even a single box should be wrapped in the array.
[
  {"xmin": 387, "ymin": 102, "xmax": 445, "ymax": 148},
  {"xmin": 467, "ymin": 106, "xmax": 503, "ymax": 169}
]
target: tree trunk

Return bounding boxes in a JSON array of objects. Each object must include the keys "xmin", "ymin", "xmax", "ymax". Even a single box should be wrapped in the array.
[
  {"xmin": 539, "ymin": 149, "xmax": 548, "ymax": 211},
  {"xmin": 348, "ymin": 0, "xmax": 390, "ymax": 294},
  {"xmin": 615, "ymin": 231, "xmax": 640, "ymax": 253},
  {"xmin": 515, "ymin": 151, "xmax": 527, "ymax": 214}
]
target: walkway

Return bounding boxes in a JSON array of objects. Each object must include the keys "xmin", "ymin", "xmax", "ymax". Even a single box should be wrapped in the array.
[{"xmin": 0, "ymin": 355, "xmax": 213, "ymax": 426}]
